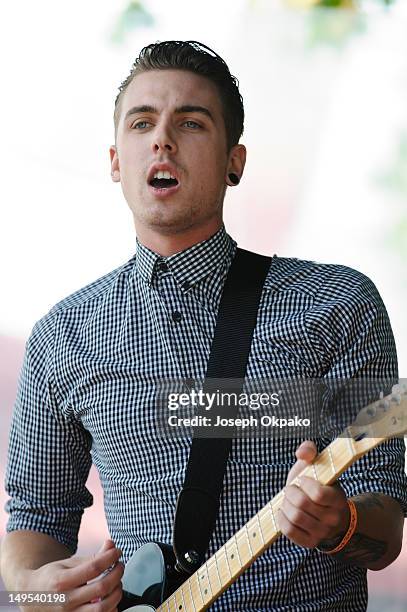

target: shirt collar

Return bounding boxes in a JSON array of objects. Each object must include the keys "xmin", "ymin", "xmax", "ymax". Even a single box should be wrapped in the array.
[{"xmin": 135, "ymin": 224, "xmax": 237, "ymax": 291}]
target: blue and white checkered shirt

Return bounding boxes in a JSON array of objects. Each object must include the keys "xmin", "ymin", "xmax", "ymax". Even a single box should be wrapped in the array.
[{"xmin": 5, "ymin": 224, "xmax": 407, "ymax": 611}]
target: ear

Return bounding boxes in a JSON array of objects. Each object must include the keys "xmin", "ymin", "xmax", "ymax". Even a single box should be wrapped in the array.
[
  {"xmin": 109, "ymin": 145, "xmax": 120, "ymax": 182},
  {"xmin": 226, "ymin": 144, "xmax": 246, "ymax": 186}
]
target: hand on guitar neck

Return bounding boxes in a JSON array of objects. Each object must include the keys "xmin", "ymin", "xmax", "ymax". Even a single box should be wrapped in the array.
[
  {"xmin": 279, "ymin": 440, "xmax": 350, "ymax": 549},
  {"xmin": 279, "ymin": 440, "xmax": 404, "ymax": 569}
]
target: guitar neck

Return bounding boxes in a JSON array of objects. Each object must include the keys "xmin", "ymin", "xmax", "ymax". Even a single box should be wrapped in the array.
[{"xmin": 158, "ymin": 431, "xmax": 386, "ymax": 612}]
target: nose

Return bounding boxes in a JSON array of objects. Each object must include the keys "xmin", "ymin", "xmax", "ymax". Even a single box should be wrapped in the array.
[{"xmin": 152, "ymin": 122, "xmax": 177, "ymax": 154}]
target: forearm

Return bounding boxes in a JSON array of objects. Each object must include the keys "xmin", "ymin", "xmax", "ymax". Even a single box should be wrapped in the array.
[
  {"xmin": 0, "ymin": 530, "xmax": 72, "ymax": 590},
  {"xmin": 320, "ymin": 492, "xmax": 404, "ymax": 570}
]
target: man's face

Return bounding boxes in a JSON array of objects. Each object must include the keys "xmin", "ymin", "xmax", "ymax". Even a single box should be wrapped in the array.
[{"xmin": 110, "ymin": 69, "xmax": 235, "ymax": 235}]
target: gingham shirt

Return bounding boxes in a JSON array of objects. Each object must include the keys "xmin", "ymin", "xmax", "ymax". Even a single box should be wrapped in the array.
[{"xmin": 5, "ymin": 225, "xmax": 407, "ymax": 611}]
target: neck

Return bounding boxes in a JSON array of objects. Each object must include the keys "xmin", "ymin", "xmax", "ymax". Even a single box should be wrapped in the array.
[{"xmin": 135, "ymin": 218, "xmax": 224, "ymax": 257}]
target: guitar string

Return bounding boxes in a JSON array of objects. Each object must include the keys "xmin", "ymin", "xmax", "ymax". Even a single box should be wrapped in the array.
[
  {"xmin": 188, "ymin": 574, "xmax": 197, "ymax": 612},
  {"xmin": 157, "ymin": 398, "xmax": 407, "ymax": 612},
  {"xmin": 159, "ymin": 435, "xmax": 372, "ymax": 611},
  {"xmin": 162, "ymin": 440, "xmax": 350, "ymax": 610}
]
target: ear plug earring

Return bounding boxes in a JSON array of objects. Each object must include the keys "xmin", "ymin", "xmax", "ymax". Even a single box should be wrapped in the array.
[{"xmin": 228, "ymin": 173, "xmax": 240, "ymax": 185}]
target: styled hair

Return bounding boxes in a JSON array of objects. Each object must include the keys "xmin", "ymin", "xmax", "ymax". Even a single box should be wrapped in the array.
[{"xmin": 114, "ymin": 40, "xmax": 244, "ymax": 152}]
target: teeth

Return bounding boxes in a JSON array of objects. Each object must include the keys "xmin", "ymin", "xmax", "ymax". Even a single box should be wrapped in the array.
[{"xmin": 153, "ymin": 170, "xmax": 176, "ymax": 180}]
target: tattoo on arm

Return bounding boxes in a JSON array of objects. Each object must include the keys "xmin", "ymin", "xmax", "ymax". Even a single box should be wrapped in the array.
[
  {"xmin": 353, "ymin": 492, "xmax": 385, "ymax": 511},
  {"xmin": 319, "ymin": 493, "xmax": 389, "ymax": 566},
  {"xmin": 334, "ymin": 533, "xmax": 387, "ymax": 566}
]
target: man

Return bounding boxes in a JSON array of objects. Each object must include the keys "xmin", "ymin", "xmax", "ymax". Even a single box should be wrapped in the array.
[{"xmin": 2, "ymin": 40, "xmax": 406, "ymax": 611}]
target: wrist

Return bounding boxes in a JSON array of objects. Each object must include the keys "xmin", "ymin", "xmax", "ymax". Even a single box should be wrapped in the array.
[
  {"xmin": 332, "ymin": 497, "xmax": 351, "ymax": 540},
  {"xmin": 317, "ymin": 499, "xmax": 358, "ymax": 555}
]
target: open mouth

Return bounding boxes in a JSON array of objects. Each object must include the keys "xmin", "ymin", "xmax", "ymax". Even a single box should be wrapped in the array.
[{"xmin": 149, "ymin": 177, "xmax": 179, "ymax": 189}]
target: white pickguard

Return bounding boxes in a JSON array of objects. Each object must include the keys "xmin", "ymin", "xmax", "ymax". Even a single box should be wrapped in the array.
[{"xmin": 122, "ymin": 606, "xmax": 156, "ymax": 611}]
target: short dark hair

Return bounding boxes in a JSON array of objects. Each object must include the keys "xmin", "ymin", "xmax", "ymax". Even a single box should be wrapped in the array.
[{"xmin": 114, "ymin": 40, "xmax": 244, "ymax": 153}]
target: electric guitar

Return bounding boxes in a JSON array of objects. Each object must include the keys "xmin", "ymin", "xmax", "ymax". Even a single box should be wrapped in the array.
[{"xmin": 118, "ymin": 383, "xmax": 407, "ymax": 611}]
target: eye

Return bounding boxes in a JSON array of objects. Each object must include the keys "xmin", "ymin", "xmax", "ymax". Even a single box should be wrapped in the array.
[
  {"xmin": 183, "ymin": 120, "xmax": 201, "ymax": 129},
  {"xmin": 131, "ymin": 120, "xmax": 151, "ymax": 129}
]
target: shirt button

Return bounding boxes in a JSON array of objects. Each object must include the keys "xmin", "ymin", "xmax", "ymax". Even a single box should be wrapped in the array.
[
  {"xmin": 172, "ymin": 310, "xmax": 183, "ymax": 323},
  {"xmin": 181, "ymin": 280, "xmax": 191, "ymax": 291},
  {"xmin": 158, "ymin": 260, "xmax": 169, "ymax": 273}
]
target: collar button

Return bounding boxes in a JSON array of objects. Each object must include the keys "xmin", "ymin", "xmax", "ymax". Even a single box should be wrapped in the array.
[{"xmin": 157, "ymin": 260, "xmax": 169, "ymax": 273}]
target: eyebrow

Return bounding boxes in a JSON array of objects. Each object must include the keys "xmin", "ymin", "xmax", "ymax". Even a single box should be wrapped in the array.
[{"xmin": 124, "ymin": 104, "xmax": 215, "ymax": 124}]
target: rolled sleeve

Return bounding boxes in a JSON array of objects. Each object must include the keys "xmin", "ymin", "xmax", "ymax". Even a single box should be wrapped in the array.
[
  {"xmin": 338, "ymin": 439, "xmax": 407, "ymax": 516},
  {"xmin": 309, "ymin": 267, "xmax": 407, "ymax": 516},
  {"xmin": 4, "ymin": 313, "xmax": 93, "ymax": 553}
]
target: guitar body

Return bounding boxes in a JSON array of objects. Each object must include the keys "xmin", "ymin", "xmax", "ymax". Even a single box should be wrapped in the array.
[{"xmin": 118, "ymin": 542, "xmax": 186, "ymax": 612}]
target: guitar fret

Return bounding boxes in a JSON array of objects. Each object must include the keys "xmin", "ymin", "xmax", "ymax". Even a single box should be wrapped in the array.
[
  {"xmin": 225, "ymin": 538, "xmax": 242, "ymax": 576},
  {"xmin": 187, "ymin": 578, "xmax": 196, "ymax": 612},
  {"xmin": 197, "ymin": 562, "xmax": 213, "ymax": 604},
  {"xmin": 180, "ymin": 586, "xmax": 186, "ymax": 611},
  {"xmin": 245, "ymin": 524, "xmax": 254, "ymax": 556},
  {"xmin": 204, "ymin": 562, "xmax": 214, "ymax": 598},
  {"xmin": 237, "ymin": 528, "xmax": 252, "ymax": 564},
  {"xmin": 312, "ymin": 462, "xmax": 318, "ymax": 481},
  {"xmin": 171, "ymin": 586, "xmax": 183, "ymax": 611},
  {"xmin": 327, "ymin": 445, "xmax": 336, "ymax": 474},
  {"xmin": 346, "ymin": 427, "xmax": 356, "ymax": 458},
  {"xmin": 222, "ymin": 545, "xmax": 233, "ymax": 579},
  {"xmin": 195, "ymin": 568, "xmax": 205, "ymax": 604},
  {"xmin": 191, "ymin": 573, "xmax": 204, "ymax": 609},
  {"xmin": 213, "ymin": 552, "xmax": 222, "ymax": 588},
  {"xmin": 269, "ymin": 501, "xmax": 278, "ymax": 532},
  {"xmin": 234, "ymin": 534, "xmax": 243, "ymax": 566},
  {"xmin": 256, "ymin": 514, "xmax": 265, "ymax": 546},
  {"xmin": 245, "ymin": 516, "xmax": 264, "ymax": 556}
]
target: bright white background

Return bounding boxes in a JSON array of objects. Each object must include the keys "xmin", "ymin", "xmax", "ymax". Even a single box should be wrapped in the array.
[
  {"xmin": 1, "ymin": 1, "xmax": 406, "ymax": 610},
  {"xmin": 1, "ymin": 0, "xmax": 406, "ymax": 368}
]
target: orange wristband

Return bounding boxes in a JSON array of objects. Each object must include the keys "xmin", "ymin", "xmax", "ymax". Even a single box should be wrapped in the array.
[{"xmin": 320, "ymin": 499, "xmax": 358, "ymax": 555}]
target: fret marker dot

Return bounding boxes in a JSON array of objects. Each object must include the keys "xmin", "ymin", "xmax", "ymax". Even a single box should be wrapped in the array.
[
  {"xmin": 231, "ymin": 554, "xmax": 234, "ymax": 559},
  {"xmin": 204, "ymin": 589, "xmax": 208, "ymax": 595},
  {"xmin": 252, "ymin": 532, "xmax": 256, "ymax": 538}
]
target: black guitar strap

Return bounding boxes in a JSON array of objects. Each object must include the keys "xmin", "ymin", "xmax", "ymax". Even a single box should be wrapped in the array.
[{"xmin": 173, "ymin": 247, "xmax": 272, "ymax": 574}]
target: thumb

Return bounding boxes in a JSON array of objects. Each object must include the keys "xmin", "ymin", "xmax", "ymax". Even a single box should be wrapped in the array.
[
  {"xmin": 295, "ymin": 440, "xmax": 317, "ymax": 463},
  {"xmin": 286, "ymin": 440, "xmax": 318, "ymax": 486},
  {"xmin": 97, "ymin": 539, "xmax": 114, "ymax": 554}
]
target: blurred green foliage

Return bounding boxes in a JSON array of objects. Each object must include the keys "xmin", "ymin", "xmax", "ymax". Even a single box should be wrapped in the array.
[
  {"xmin": 306, "ymin": 6, "xmax": 366, "ymax": 47},
  {"xmin": 315, "ymin": 0, "xmax": 396, "ymax": 6},
  {"xmin": 319, "ymin": 0, "xmax": 350, "ymax": 6},
  {"xmin": 283, "ymin": 0, "xmax": 395, "ymax": 8},
  {"xmin": 110, "ymin": 1, "xmax": 155, "ymax": 45},
  {"xmin": 108, "ymin": 1, "xmax": 397, "ymax": 49},
  {"xmin": 282, "ymin": 0, "xmax": 397, "ymax": 49}
]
